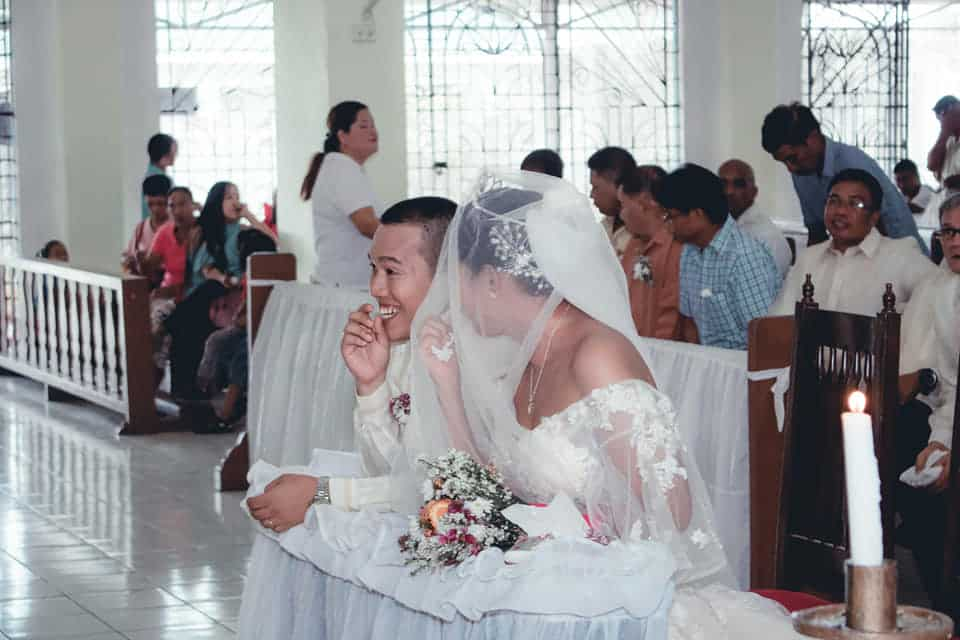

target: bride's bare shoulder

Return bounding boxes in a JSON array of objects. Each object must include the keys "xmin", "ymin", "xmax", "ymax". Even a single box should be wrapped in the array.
[{"xmin": 570, "ymin": 319, "xmax": 653, "ymax": 395}]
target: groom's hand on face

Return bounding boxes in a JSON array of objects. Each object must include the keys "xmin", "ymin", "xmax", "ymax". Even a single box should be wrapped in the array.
[
  {"xmin": 246, "ymin": 474, "xmax": 319, "ymax": 533},
  {"xmin": 341, "ymin": 304, "xmax": 390, "ymax": 396}
]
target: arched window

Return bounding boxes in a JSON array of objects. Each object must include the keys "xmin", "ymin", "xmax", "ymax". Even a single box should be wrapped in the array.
[
  {"xmin": 155, "ymin": 0, "xmax": 276, "ymax": 210},
  {"xmin": 405, "ymin": 0, "xmax": 681, "ymax": 197},
  {"xmin": 802, "ymin": 1, "xmax": 910, "ymax": 175}
]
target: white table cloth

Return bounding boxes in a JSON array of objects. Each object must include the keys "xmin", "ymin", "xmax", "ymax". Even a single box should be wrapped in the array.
[
  {"xmin": 247, "ymin": 284, "xmax": 752, "ymax": 587},
  {"xmin": 239, "ymin": 535, "xmax": 670, "ymax": 640},
  {"xmin": 638, "ymin": 337, "xmax": 750, "ymax": 587}
]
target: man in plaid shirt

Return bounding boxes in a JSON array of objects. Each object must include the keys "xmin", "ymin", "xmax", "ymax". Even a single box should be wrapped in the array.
[{"xmin": 656, "ymin": 164, "xmax": 782, "ymax": 349}]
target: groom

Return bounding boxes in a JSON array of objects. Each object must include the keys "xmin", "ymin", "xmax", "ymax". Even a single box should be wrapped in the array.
[{"xmin": 246, "ymin": 196, "xmax": 457, "ymax": 531}]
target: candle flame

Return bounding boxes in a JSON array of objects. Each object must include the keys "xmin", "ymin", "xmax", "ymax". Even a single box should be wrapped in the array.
[{"xmin": 848, "ymin": 391, "xmax": 867, "ymax": 414}]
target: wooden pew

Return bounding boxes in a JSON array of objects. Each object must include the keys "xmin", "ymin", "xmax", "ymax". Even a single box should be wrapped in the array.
[
  {"xmin": 0, "ymin": 256, "xmax": 160, "ymax": 434},
  {"xmin": 216, "ymin": 253, "xmax": 297, "ymax": 491}
]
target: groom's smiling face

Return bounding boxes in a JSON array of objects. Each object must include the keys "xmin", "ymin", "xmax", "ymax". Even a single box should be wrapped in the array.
[{"xmin": 368, "ymin": 223, "xmax": 435, "ymax": 342}]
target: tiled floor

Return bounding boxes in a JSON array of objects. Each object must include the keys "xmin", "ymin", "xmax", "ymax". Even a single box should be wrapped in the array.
[{"xmin": 0, "ymin": 375, "xmax": 252, "ymax": 639}]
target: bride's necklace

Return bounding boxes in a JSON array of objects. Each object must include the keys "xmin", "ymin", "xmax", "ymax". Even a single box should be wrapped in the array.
[{"xmin": 527, "ymin": 303, "xmax": 568, "ymax": 417}]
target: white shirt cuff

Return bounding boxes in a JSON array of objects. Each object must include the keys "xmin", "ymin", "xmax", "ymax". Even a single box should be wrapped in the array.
[{"xmin": 356, "ymin": 382, "xmax": 390, "ymax": 417}]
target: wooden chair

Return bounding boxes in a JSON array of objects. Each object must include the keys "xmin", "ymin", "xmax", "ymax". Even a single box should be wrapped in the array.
[{"xmin": 757, "ymin": 276, "xmax": 901, "ymax": 600}]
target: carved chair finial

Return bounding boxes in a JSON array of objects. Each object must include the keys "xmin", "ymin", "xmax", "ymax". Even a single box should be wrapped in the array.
[
  {"xmin": 801, "ymin": 274, "xmax": 816, "ymax": 307},
  {"xmin": 881, "ymin": 283, "xmax": 896, "ymax": 314}
]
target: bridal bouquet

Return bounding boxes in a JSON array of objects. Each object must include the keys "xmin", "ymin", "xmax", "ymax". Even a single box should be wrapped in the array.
[{"xmin": 398, "ymin": 449, "xmax": 523, "ymax": 573}]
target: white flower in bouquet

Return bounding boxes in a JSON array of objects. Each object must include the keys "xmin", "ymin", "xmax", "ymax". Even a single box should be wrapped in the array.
[{"xmin": 465, "ymin": 497, "xmax": 493, "ymax": 518}]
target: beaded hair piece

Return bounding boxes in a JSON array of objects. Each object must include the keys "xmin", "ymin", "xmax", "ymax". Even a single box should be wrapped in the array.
[{"xmin": 488, "ymin": 219, "xmax": 552, "ymax": 294}]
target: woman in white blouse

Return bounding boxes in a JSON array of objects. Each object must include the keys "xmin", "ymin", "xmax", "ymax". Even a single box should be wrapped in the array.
[{"xmin": 302, "ymin": 101, "xmax": 383, "ymax": 287}]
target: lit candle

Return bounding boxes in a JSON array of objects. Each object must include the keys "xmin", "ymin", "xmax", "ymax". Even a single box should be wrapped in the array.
[{"xmin": 841, "ymin": 391, "xmax": 884, "ymax": 566}]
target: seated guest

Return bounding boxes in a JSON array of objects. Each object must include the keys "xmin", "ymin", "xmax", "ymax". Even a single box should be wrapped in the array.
[
  {"xmin": 196, "ymin": 228, "xmax": 278, "ymax": 433},
  {"xmin": 244, "ymin": 195, "xmax": 456, "ymax": 530},
  {"xmin": 164, "ymin": 181, "xmax": 276, "ymax": 401},
  {"xmin": 769, "ymin": 169, "xmax": 935, "ymax": 316},
  {"xmin": 520, "ymin": 148, "xmax": 564, "ymax": 178},
  {"xmin": 36, "ymin": 240, "xmax": 68, "ymax": 262},
  {"xmin": 762, "ymin": 103, "xmax": 924, "ymax": 251},
  {"xmin": 718, "ymin": 159, "xmax": 792, "ymax": 278},
  {"xmin": 616, "ymin": 165, "xmax": 683, "ymax": 340},
  {"xmin": 588, "ymin": 146, "xmax": 636, "ymax": 256},
  {"xmin": 895, "ymin": 192, "xmax": 960, "ymax": 619},
  {"xmin": 123, "ymin": 174, "xmax": 172, "ymax": 277},
  {"xmin": 144, "ymin": 187, "xmax": 195, "ymax": 301},
  {"xmin": 143, "ymin": 187, "xmax": 196, "ymax": 378},
  {"xmin": 658, "ymin": 164, "xmax": 781, "ymax": 350},
  {"xmin": 893, "ymin": 158, "xmax": 934, "ymax": 217}
]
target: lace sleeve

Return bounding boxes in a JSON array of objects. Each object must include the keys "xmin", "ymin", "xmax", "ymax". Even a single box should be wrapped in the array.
[{"xmin": 582, "ymin": 380, "xmax": 730, "ymax": 586}]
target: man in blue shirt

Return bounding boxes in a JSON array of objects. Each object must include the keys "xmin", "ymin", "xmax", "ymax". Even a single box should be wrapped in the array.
[
  {"xmin": 761, "ymin": 103, "xmax": 925, "ymax": 252},
  {"xmin": 657, "ymin": 164, "xmax": 781, "ymax": 350}
]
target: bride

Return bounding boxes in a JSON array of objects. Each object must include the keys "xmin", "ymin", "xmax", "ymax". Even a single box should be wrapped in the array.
[{"xmin": 410, "ymin": 171, "xmax": 804, "ymax": 639}]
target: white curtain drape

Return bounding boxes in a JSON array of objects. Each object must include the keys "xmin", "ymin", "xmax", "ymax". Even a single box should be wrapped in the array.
[{"xmin": 248, "ymin": 283, "xmax": 372, "ymax": 466}]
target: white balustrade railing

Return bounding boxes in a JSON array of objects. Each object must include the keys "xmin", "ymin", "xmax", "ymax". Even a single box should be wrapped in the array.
[{"xmin": 0, "ymin": 257, "xmax": 158, "ymax": 433}]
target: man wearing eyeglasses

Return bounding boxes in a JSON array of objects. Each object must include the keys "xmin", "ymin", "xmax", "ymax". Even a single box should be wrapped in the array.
[
  {"xmin": 718, "ymin": 159, "xmax": 792, "ymax": 278},
  {"xmin": 768, "ymin": 168, "xmax": 936, "ymax": 317},
  {"xmin": 659, "ymin": 164, "xmax": 781, "ymax": 350},
  {"xmin": 894, "ymin": 191, "xmax": 960, "ymax": 618}
]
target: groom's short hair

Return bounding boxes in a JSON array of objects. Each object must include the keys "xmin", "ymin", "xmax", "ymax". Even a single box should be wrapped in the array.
[{"xmin": 381, "ymin": 196, "xmax": 458, "ymax": 270}]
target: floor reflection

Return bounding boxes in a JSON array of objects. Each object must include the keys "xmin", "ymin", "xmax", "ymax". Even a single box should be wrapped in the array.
[{"xmin": 0, "ymin": 376, "xmax": 251, "ymax": 638}]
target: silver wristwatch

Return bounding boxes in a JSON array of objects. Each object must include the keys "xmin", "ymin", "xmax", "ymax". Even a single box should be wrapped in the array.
[{"xmin": 312, "ymin": 477, "xmax": 331, "ymax": 505}]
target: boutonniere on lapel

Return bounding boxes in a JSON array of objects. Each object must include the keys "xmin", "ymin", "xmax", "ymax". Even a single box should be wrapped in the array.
[
  {"xmin": 632, "ymin": 256, "xmax": 654, "ymax": 284},
  {"xmin": 390, "ymin": 393, "xmax": 411, "ymax": 428}
]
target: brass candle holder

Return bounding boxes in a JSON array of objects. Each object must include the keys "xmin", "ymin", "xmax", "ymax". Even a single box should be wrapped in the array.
[{"xmin": 792, "ymin": 560, "xmax": 954, "ymax": 639}]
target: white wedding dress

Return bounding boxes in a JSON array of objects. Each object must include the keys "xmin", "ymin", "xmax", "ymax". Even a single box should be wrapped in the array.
[
  {"xmin": 400, "ymin": 171, "xmax": 804, "ymax": 639},
  {"xmin": 497, "ymin": 377, "xmax": 804, "ymax": 639}
]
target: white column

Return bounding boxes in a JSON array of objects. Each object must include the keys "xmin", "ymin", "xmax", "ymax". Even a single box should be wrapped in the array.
[
  {"xmin": 11, "ymin": 0, "xmax": 68, "ymax": 258},
  {"xmin": 324, "ymin": 0, "xmax": 407, "ymax": 208},
  {"xmin": 273, "ymin": 0, "xmax": 331, "ymax": 282},
  {"xmin": 274, "ymin": 0, "xmax": 408, "ymax": 281},
  {"xmin": 12, "ymin": 0, "xmax": 157, "ymax": 269},
  {"xmin": 680, "ymin": 0, "xmax": 803, "ymax": 223}
]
